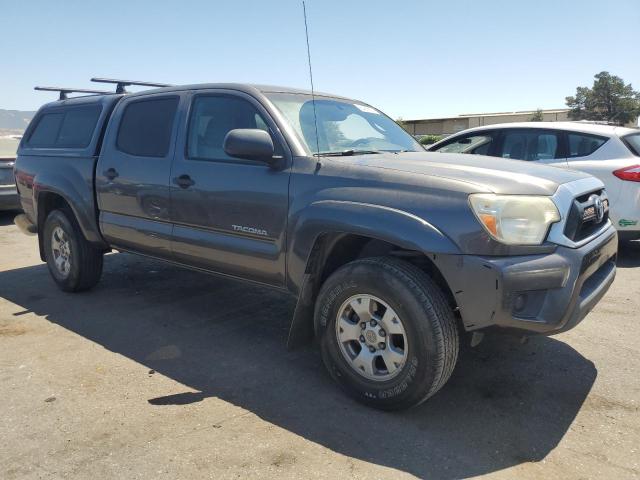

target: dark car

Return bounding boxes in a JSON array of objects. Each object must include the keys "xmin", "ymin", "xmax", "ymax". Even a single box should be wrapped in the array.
[
  {"xmin": 0, "ymin": 135, "xmax": 21, "ymax": 211},
  {"xmin": 13, "ymin": 80, "xmax": 617, "ymax": 410}
]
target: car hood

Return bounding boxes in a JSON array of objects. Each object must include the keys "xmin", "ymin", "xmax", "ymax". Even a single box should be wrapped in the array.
[{"xmin": 348, "ymin": 151, "xmax": 593, "ymax": 196}]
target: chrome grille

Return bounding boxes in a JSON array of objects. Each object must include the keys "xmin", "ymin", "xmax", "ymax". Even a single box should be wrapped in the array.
[{"xmin": 564, "ymin": 189, "xmax": 609, "ymax": 242}]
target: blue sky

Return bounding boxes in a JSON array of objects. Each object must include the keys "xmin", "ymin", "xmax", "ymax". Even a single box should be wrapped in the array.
[{"xmin": 2, "ymin": 0, "xmax": 638, "ymax": 119}]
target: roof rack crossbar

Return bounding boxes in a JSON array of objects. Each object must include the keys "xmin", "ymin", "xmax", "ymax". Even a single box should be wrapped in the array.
[
  {"xmin": 91, "ymin": 77, "xmax": 173, "ymax": 94},
  {"xmin": 34, "ymin": 86, "xmax": 113, "ymax": 100}
]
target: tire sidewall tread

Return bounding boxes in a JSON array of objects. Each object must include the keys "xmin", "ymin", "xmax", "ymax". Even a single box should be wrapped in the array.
[
  {"xmin": 42, "ymin": 209, "xmax": 103, "ymax": 292},
  {"xmin": 316, "ymin": 256, "xmax": 459, "ymax": 411}
]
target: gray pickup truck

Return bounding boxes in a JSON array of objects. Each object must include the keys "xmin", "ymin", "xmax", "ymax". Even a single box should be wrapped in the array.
[{"xmin": 14, "ymin": 80, "xmax": 617, "ymax": 410}]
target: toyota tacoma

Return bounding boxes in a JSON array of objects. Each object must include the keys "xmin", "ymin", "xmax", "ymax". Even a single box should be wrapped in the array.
[{"xmin": 14, "ymin": 79, "xmax": 617, "ymax": 410}]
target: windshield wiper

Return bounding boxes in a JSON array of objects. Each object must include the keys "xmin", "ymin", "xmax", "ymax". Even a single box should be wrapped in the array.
[
  {"xmin": 313, "ymin": 149, "xmax": 380, "ymax": 157},
  {"xmin": 383, "ymin": 149, "xmax": 410, "ymax": 154}
]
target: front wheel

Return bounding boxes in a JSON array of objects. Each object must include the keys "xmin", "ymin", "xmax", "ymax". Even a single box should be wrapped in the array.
[
  {"xmin": 43, "ymin": 209, "xmax": 103, "ymax": 292},
  {"xmin": 315, "ymin": 256, "xmax": 459, "ymax": 411}
]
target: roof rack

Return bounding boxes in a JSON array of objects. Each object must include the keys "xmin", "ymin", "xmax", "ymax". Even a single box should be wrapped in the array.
[
  {"xmin": 34, "ymin": 86, "xmax": 113, "ymax": 100},
  {"xmin": 91, "ymin": 77, "xmax": 173, "ymax": 94},
  {"xmin": 573, "ymin": 120, "xmax": 618, "ymax": 126}
]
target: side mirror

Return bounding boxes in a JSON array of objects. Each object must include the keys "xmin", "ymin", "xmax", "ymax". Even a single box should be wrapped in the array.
[{"xmin": 223, "ymin": 129, "xmax": 276, "ymax": 165}]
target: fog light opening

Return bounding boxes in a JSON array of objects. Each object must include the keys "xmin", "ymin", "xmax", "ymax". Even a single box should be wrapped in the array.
[{"xmin": 514, "ymin": 293, "xmax": 528, "ymax": 313}]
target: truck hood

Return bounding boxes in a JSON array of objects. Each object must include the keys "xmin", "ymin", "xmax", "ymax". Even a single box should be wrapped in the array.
[{"xmin": 348, "ymin": 151, "xmax": 592, "ymax": 196}]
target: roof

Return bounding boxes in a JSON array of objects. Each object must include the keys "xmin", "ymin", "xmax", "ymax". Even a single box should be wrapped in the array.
[
  {"xmin": 39, "ymin": 91, "xmax": 123, "ymax": 110},
  {"xmin": 124, "ymin": 83, "xmax": 354, "ymax": 101},
  {"xmin": 455, "ymin": 121, "xmax": 639, "ymax": 137}
]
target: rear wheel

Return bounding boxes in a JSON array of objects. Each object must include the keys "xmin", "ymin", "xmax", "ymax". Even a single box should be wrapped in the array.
[
  {"xmin": 43, "ymin": 209, "xmax": 103, "ymax": 292},
  {"xmin": 315, "ymin": 256, "xmax": 459, "ymax": 411}
]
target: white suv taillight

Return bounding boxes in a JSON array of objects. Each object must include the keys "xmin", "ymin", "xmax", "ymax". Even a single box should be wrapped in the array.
[{"xmin": 613, "ymin": 165, "xmax": 640, "ymax": 182}]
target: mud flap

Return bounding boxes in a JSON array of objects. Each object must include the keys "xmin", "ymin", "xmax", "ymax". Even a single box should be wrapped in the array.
[{"xmin": 286, "ymin": 273, "xmax": 316, "ymax": 350}]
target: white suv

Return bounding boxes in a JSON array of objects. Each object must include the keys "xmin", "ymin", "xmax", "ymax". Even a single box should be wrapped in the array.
[{"xmin": 428, "ymin": 122, "xmax": 640, "ymax": 240}]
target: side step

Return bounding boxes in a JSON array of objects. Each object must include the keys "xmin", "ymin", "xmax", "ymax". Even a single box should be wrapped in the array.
[{"xmin": 14, "ymin": 213, "xmax": 37, "ymax": 236}]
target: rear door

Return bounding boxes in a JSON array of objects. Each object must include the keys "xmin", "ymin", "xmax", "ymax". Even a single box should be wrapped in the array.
[
  {"xmin": 169, "ymin": 89, "xmax": 291, "ymax": 287},
  {"xmin": 495, "ymin": 128, "xmax": 567, "ymax": 167},
  {"xmin": 564, "ymin": 131, "xmax": 624, "ymax": 208},
  {"xmin": 96, "ymin": 93, "xmax": 182, "ymax": 258}
]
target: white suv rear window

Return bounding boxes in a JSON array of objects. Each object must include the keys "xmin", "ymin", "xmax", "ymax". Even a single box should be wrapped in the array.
[
  {"xmin": 567, "ymin": 133, "xmax": 607, "ymax": 158},
  {"xmin": 623, "ymin": 133, "xmax": 640, "ymax": 157}
]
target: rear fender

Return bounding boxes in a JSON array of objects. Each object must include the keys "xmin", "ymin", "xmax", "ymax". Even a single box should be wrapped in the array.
[{"xmin": 34, "ymin": 171, "xmax": 106, "ymax": 248}]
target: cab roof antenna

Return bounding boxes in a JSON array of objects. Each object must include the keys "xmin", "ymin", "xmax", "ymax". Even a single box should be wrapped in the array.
[{"xmin": 302, "ymin": 1, "xmax": 321, "ymax": 161}]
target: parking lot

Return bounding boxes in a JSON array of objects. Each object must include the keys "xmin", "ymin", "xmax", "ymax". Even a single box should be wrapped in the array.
[{"xmin": 0, "ymin": 210, "xmax": 639, "ymax": 479}]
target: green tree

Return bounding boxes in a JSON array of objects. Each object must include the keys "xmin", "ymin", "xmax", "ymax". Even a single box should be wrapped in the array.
[
  {"xmin": 566, "ymin": 72, "xmax": 640, "ymax": 125},
  {"xmin": 529, "ymin": 109, "xmax": 544, "ymax": 121},
  {"xmin": 419, "ymin": 135, "xmax": 443, "ymax": 145},
  {"xmin": 323, "ymin": 121, "xmax": 348, "ymax": 150},
  {"xmin": 396, "ymin": 117, "xmax": 410, "ymax": 133}
]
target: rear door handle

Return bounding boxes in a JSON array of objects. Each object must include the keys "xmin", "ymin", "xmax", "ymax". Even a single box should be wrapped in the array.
[
  {"xmin": 174, "ymin": 174, "xmax": 195, "ymax": 189},
  {"xmin": 104, "ymin": 168, "xmax": 119, "ymax": 180}
]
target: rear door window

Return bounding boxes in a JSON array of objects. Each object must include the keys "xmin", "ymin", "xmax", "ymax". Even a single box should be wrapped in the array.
[
  {"xmin": 116, "ymin": 97, "xmax": 179, "ymax": 157},
  {"xmin": 499, "ymin": 130, "xmax": 559, "ymax": 161},
  {"xmin": 433, "ymin": 134, "xmax": 495, "ymax": 155},
  {"xmin": 27, "ymin": 106, "xmax": 101, "ymax": 148},
  {"xmin": 567, "ymin": 133, "xmax": 608, "ymax": 158}
]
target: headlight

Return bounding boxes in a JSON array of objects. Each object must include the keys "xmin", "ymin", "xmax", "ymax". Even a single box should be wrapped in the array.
[{"xmin": 469, "ymin": 194, "xmax": 560, "ymax": 245}]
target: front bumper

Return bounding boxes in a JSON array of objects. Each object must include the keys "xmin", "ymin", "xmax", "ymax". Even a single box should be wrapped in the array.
[
  {"xmin": 439, "ymin": 224, "xmax": 618, "ymax": 335},
  {"xmin": 0, "ymin": 185, "xmax": 20, "ymax": 211}
]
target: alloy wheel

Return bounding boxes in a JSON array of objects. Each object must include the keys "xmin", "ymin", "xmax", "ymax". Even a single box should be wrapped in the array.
[{"xmin": 335, "ymin": 294, "xmax": 408, "ymax": 381}]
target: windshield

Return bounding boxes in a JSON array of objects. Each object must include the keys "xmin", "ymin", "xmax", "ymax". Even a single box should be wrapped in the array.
[
  {"xmin": 265, "ymin": 93, "xmax": 422, "ymax": 155},
  {"xmin": 623, "ymin": 132, "xmax": 640, "ymax": 156},
  {"xmin": 0, "ymin": 135, "xmax": 21, "ymax": 158}
]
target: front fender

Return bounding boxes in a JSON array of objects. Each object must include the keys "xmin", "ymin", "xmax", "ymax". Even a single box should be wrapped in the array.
[
  {"xmin": 285, "ymin": 200, "xmax": 461, "ymax": 349},
  {"xmin": 286, "ymin": 199, "xmax": 461, "ymax": 294}
]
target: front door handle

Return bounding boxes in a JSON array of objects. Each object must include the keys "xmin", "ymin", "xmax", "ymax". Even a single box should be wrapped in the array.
[
  {"xmin": 104, "ymin": 167, "xmax": 119, "ymax": 180},
  {"xmin": 174, "ymin": 174, "xmax": 195, "ymax": 189}
]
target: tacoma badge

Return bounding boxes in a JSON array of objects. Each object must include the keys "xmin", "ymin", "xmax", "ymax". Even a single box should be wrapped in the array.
[{"xmin": 232, "ymin": 225, "xmax": 268, "ymax": 236}]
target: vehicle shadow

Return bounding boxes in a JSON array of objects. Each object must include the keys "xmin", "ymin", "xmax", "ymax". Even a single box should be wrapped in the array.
[
  {"xmin": 0, "ymin": 253, "xmax": 597, "ymax": 479},
  {"xmin": 617, "ymin": 240, "xmax": 640, "ymax": 268}
]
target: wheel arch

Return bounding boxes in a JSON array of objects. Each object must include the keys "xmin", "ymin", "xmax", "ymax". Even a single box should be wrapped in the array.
[
  {"xmin": 35, "ymin": 186, "xmax": 106, "ymax": 261},
  {"xmin": 285, "ymin": 200, "xmax": 462, "ymax": 349}
]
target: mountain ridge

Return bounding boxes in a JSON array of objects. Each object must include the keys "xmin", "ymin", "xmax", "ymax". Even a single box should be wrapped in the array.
[{"xmin": 0, "ymin": 109, "xmax": 36, "ymax": 133}]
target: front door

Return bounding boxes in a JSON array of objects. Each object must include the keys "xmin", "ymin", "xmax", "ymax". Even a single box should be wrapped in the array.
[
  {"xmin": 169, "ymin": 90, "xmax": 290, "ymax": 287},
  {"xmin": 96, "ymin": 94, "xmax": 183, "ymax": 258}
]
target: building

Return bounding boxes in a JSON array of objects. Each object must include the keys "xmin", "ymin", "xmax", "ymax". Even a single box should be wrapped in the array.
[{"xmin": 402, "ymin": 109, "xmax": 571, "ymax": 137}]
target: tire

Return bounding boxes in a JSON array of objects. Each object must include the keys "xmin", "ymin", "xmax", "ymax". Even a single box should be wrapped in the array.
[
  {"xmin": 43, "ymin": 209, "xmax": 103, "ymax": 292},
  {"xmin": 315, "ymin": 256, "xmax": 459, "ymax": 411}
]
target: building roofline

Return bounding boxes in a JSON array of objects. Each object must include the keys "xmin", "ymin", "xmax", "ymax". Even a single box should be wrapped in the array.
[{"xmin": 403, "ymin": 108, "xmax": 570, "ymax": 123}]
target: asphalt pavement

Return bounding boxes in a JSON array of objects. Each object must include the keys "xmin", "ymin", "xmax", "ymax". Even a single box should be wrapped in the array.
[{"xmin": 1, "ymin": 211, "xmax": 638, "ymax": 479}]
